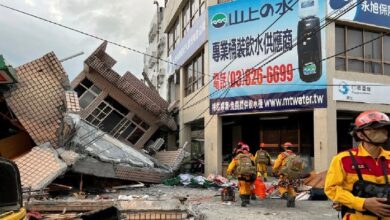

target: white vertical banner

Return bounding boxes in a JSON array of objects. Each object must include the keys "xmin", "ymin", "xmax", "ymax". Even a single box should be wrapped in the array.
[{"xmin": 333, "ymin": 78, "xmax": 390, "ymax": 104}]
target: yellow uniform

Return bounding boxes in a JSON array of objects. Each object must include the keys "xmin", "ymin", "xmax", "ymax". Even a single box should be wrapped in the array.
[
  {"xmin": 254, "ymin": 149, "xmax": 271, "ymax": 180},
  {"xmin": 227, "ymin": 152, "xmax": 255, "ymax": 195},
  {"xmin": 272, "ymin": 150, "xmax": 297, "ymax": 197},
  {"xmin": 325, "ymin": 144, "xmax": 390, "ymax": 220}
]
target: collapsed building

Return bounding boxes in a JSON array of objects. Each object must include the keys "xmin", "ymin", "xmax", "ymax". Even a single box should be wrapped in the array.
[{"xmin": 0, "ymin": 42, "xmax": 184, "ymax": 192}]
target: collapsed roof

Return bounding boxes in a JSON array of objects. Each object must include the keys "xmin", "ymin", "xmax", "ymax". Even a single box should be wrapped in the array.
[{"xmin": 84, "ymin": 42, "xmax": 177, "ymax": 131}]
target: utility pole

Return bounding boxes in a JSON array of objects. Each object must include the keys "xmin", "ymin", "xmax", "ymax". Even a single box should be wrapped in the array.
[{"xmin": 153, "ymin": 0, "xmax": 160, "ymax": 91}]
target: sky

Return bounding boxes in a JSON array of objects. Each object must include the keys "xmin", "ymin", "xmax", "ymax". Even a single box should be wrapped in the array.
[{"xmin": 0, "ymin": 0, "xmax": 163, "ymax": 80}]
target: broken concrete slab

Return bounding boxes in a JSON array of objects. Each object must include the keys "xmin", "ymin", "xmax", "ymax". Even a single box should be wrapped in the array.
[
  {"xmin": 13, "ymin": 143, "xmax": 67, "ymax": 191},
  {"xmin": 118, "ymin": 199, "xmax": 187, "ymax": 211},
  {"xmin": 26, "ymin": 200, "xmax": 116, "ymax": 212},
  {"xmin": 59, "ymin": 118, "xmax": 172, "ymax": 183},
  {"xmin": 70, "ymin": 120, "xmax": 156, "ymax": 167},
  {"xmin": 154, "ymin": 147, "xmax": 187, "ymax": 172}
]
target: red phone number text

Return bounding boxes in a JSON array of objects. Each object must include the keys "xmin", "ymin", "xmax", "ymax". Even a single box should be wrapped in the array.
[{"xmin": 213, "ymin": 64, "xmax": 293, "ymax": 90}]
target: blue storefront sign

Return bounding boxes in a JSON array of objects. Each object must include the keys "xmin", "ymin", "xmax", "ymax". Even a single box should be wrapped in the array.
[
  {"xmin": 167, "ymin": 12, "xmax": 207, "ymax": 74},
  {"xmin": 328, "ymin": 0, "xmax": 390, "ymax": 28},
  {"xmin": 208, "ymin": 0, "xmax": 328, "ymax": 114}
]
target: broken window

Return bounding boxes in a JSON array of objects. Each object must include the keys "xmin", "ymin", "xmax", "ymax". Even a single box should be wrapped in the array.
[
  {"xmin": 111, "ymin": 115, "xmax": 150, "ymax": 145},
  {"xmin": 104, "ymin": 96, "xmax": 129, "ymax": 115},
  {"xmin": 86, "ymin": 96, "xmax": 132, "ymax": 137},
  {"xmin": 127, "ymin": 128, "xmax": 145, "ymax": 145},
  {"xmin": 100, "ymin": 110, "xmax": 124, "ymax": 133},
  {"xmin": 132, "ymin": 115, "xmax": 150, "ymax": 130},
  {"xmin": 86, "ymin": 96, "xmax": 150, "ymax": 145},
  {"xmin": 74, "ymin": 78, "xmax": 101, "ymax": 109}
]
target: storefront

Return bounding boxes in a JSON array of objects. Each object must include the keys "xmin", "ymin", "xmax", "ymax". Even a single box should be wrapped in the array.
[{"xmin": 221, "ymin": 111, "xmax": 314, "ymax": 171}]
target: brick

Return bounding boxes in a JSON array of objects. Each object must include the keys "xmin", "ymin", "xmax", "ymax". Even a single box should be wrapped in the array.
[{"xmin": 5, "ymin": 53, "xmax": 68, "ymax": 148}]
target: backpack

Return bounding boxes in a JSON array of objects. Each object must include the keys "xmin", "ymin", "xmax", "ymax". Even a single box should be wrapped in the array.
[
  {"xmin": 255, "ymin": 150, "xmax": 269, "ymax": 164},
  {"xmin": 280, "ymin": 153, "xmax": 305, "ymax": 179},
  {"xmin": 236, "ymin": 154, "xmax": 256, "ymax": 176}
]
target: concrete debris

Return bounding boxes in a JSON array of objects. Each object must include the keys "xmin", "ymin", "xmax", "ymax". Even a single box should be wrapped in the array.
[
  {"xmin": 112, "ymin": 183, "xmax": 145, "ymax": 190},
  {"xmin": 26, "ymin": 198, "xmax": 194, "ymax": 220},
  {"xmin": 70, "ymin": 120, "xmax": 155, "ymax": 167},
  {"xmin": 1, "ymin": 49, "xmax": 185, "ymax": 193},
  {"xmin": 61, "ymin": 119, "xmax": 174, "ymax": 182}
]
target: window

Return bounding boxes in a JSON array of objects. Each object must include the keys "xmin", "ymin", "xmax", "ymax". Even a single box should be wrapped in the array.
[
  {"xmin": 181, "ymin": 0, "xmax": 205, "ymax": 38},
  {"xmin": 168, "ymin": 27, "xmax": 174, "ymax": 55},
  {"xmin": 182, "ymin": 2, "xmax": 190, "ymax": 36},
  {"xmin": 185, "ymin": 52, "xmax": 204, "ymax": 96},
  {"xmin": 174, "ymin": 19, "xmax": 180, "ymax": 49},
  {"xmin": 74, "ymin": 78, "xmax": 101, "ymax": 109},
  {"xmin": 85, "ymin": 96, "xmax": 128, "ymax": 133},
  {"xmin": 104, "ymin": 96, "xmax": 129, "ymax": 115},
  {"xmin": 191, "ymin": 0, "xmax": 200, "ymax": 26},
  {"xmin": 200, "ymin": 0, "xmax": 206, "ymax": 14},
  {"xmin": 335, "ymin": 25, "xmax": 390, "ymax": 75},
  {"xmin": 112, "ymin": 114, "xmax": 150, "ymax": 145},
  {"xmin": 168, "ymin": 19, "xmax": 180, "ymax": 55}
]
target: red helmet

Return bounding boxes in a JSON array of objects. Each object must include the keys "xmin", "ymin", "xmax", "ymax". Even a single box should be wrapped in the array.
[
  {"xmin": 282, "ymin": 142, "xmax": 293, "ymax": 148},
  {"xmin": 241, "ymin": 144, "xmax": 250, "ymax": 152},
  {"xmin": 237, "ymin": 141, "xmax": 245, "ymax": 147},
  {"xmin": 354, "ymin": 110, "xmax": 390, "ymax": 131}
]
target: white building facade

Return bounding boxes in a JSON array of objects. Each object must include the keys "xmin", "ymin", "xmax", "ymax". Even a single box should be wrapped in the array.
[{"xmin": 144, "ymin": 5, "xmax": 169, "ymax": 100}]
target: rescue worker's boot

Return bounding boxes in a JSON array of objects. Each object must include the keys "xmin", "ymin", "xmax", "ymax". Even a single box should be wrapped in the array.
[
  {"xmin": 250, "ymin": 194, "xmax": 257, "ymax": 200},
  {"xmin": 244, "ymin": 195, "xmax": 251, "ymax": 205},
  {"xmin": 286, "ymin": 194, "xmax": 296, "ymax": 208},
  {"xmin": 240, "ymin": 195, "xmax": 250, "ymax": 207},
  {"xmin": 240, "ymin": 195, "xmax": 246, "ymax": 207}
]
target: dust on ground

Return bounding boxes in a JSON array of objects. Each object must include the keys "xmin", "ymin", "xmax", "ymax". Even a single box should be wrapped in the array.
[{"xmin": 115, "ymin": 184, "xmax": 338, "ymax": 220}]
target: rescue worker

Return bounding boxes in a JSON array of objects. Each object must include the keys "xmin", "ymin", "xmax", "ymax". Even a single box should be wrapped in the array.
[
  {"xmin": 272, "ymin": 142, "xmax": 298, "ymax": 207},
  {"xmin": 325, "ymin": 110, "xmax": 390, "ymax": 219},
  {"xmin": 227, "ymin": 143, "xmax": 256, "ymax": 207},
  {"xmin": 232, "ymin": 141, "xmax": 245, "ymax": 157},
  {"xmin": 254, "ymin": 142, "xmax": 272, "ymax": 182}
]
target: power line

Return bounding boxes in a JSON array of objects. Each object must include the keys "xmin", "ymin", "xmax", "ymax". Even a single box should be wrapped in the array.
[
  {"xmin": 178, "ymin": 0, "xmax": 299, "ymax": 112},
  {"xmin": 182, "ymin": 0, "xmax": 365, "ymax": 111},
  {"xmin": 183, "ymin": 29, "xmax": 389, "ymax": 111},
  {"xmin": 180, "ymin": 0, "xmax": 364, "ymax": 112},
  {"xmin": 0, "ymin": 3, "xmax": 210, "ymax": 77},
  {"xmin": 184, "ymin": 0, "xmax": 381, "ymax": 133}
]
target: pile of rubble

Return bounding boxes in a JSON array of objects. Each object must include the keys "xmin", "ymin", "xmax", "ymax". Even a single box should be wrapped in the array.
[{"xmin": 0, "ymin": 43, "xmax": 196, "ymax": 219}]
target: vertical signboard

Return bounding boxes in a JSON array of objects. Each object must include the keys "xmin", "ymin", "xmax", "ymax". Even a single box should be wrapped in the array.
[
  {"xmin": 167, "ymin": 13, "xmax": 207, "ymax": 74},
  {"xmin": 208, "ymin": 0, "xmax": 327, "ymax": 114}
]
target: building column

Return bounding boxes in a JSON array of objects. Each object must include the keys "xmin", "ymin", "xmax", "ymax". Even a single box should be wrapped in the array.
[
  {"xmin": 179, "ymin": 67, "xmax": 191, "ymax": 149},
  {"xmin": 313, "ymin": 108, "xmax": 337, "ymax": 172},
  {"xmin": 204, "ymin": 113, "xmax": 222, "ymax": 176}
]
